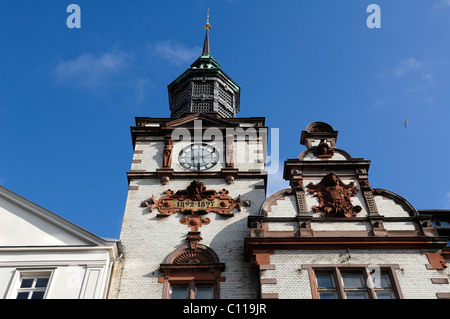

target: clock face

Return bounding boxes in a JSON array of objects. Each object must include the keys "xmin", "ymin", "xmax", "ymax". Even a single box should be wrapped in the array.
[{"xmin": 178, "ymin": 144, "xmax": 219, "ymax": 171}]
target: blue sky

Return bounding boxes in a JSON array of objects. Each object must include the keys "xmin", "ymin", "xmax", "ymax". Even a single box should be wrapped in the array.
[{"xmin": 1, "ymin": 0, "xmax": 450, "ymax": 239}]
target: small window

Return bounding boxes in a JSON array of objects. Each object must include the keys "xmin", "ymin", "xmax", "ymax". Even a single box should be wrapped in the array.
[
  {"xmin": 316, "ymin": 272, "xmax": 338, "ymax": 299},
  {"xmin": 341, "ymin": 272, "xmax": 369, "ymax": 299},
  {"xmin": 169, "ymin": 282, "xmax": 215, "ymax": 299},
  {"xmin": 195, "ymin": 284, "xmax": 214, "ymax": 299},
  {"xmin": 16, "ymin": 276, "xmax": 50, "ymax": 299},
  {"xmin": 374, "ymin": 271, "xmax": 396, "ymax": 299},
  {"xmin": 160, "ymin": 244, "xmax": 225, "ymax": 299},
  {"xmin": 307, "ymin": 266, "xmax": 401, "ymax": 299},
  {"xmin": 170, "ymin": 285, "xmax": 189, "ymax": 299}
]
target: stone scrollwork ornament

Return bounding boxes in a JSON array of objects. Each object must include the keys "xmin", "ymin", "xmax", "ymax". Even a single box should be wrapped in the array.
[
  {"xmin": 142, "ymin": 180, "xmax": 241, "ymax": 248},
  {"xmin": 142, "ymin": 180, "xmax": 241, "ymax": 217},
  {"xmin": 307, "ymin": 173, "xmax": 362, "ymax": 218}
]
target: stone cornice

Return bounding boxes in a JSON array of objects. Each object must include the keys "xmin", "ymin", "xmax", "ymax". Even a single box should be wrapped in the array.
[{"xmin": 244, "ymin": 236, "xmax": 448, "ymax": 260}]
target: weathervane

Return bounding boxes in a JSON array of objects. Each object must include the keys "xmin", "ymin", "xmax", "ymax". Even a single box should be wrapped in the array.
[{"xmin": 205, "ymin": 8, "xmax": 211, "ymax": 30}]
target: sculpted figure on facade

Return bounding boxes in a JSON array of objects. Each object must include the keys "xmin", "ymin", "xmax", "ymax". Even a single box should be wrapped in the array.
[
  {"xmin": 225, "ymin": 134, "xmax": 234, "ymax": 168},
  {"xmin": 162, "ymin": 138, "xmax": 174, "ymax": 168},
  {"xmin": 313, "ymin": 140, "xmax": 335, "ymax": 159}
]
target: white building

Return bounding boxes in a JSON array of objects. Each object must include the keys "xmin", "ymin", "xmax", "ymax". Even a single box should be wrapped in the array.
[{"xmin": 0, "ymin": 186, "xmax": 121, "ymax": 299}]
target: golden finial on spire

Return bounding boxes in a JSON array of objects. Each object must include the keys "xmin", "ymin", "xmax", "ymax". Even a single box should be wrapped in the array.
[{"xmin": 204, "ymin": 8, "xmax": 211, "ymax": 30}]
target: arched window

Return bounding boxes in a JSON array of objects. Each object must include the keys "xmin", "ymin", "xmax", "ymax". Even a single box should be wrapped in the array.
[{"xmin": 159, "ymin": 244, "xmax": 225, "ymax": 299}]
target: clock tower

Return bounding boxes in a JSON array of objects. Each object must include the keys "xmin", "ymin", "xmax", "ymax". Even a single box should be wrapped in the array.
[{"xmin": 108, "ymin": 19, "xmax": 268, "ymax": 299}]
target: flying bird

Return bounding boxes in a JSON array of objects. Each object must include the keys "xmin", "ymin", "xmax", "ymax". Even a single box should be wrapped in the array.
[{"xmin": 404, "ymin": 120, "xmax": 408, "ymax": 128}]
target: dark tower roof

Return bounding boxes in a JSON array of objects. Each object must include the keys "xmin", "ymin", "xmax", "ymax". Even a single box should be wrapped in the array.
[{"xmin": 167, "ymin": 12, "xmax": 240, "ymax": 119}]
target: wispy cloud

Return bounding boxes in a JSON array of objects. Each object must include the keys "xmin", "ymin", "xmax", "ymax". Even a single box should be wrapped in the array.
[
  {"xmin": 380, "ymin": 57, "xmax": 439, "ymax": 86},
  {"xmin": 133, "ymin": 78, "xmax": 150, "ymax": 102},
  {"xmin": 420, "ymin": 72, "xmax": 438, "ymax": 87},
  {"xmin": 432, "ymin": 0, "xmax": 450, "ymax": 12},
  {"xmin": 53, "ymin": 50, "xmax": 129, "ymax": 89},
  {"xmin": 51, "ymin": 40, "xmax": 202, "ymax": 103},
  {"xmin": 380, "ymin": 57, "xmax": 438, "ymax": 87},
  {"xmin": 377, "ymin": 57, "xmax": 438, "ymax": 105},
  {"xmin": 52, "ymin": 40, "xmax": 201, "ymax": 90},
  {"xmin": 149, "ymin": 40, "xmax": 201, "ymax": 65},
  {"xmin": 372, "ymin": 99, "xmax": 385, "ymax": 108},
  {"xmin": 378, "ymin": 57, "xmax": 422, "ymax": 79},
  {"xmin": 392, "ymin": 57, "xmax": 422, "ymax": 78}
]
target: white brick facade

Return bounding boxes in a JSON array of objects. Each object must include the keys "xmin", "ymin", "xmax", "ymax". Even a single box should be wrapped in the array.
[
  {"xmin": 110, "ymin": 178, "xmax": 264, "ymax": 299},
  {"xmin": 246, "ymin": 121, "xmax": 450, "ymax": 300},
  {"xmin": 111, "ymin": 105, "xmax": 450, "ymax": 300},
  {"xmin": 110, "ymin": 122, "xmax": 267, "ymax": 299},
  {"xmin": 259, "ymin": 250, "xmax": 450, "ymax": 299}
]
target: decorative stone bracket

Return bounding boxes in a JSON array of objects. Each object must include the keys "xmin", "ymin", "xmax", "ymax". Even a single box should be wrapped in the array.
[
  {"xmin": 426, "ymin": 253, "xmax": 448, "ymax": 270},
  {"xmin": 180, "ymin": 216, "xmax": 210, "ymax": 232}
]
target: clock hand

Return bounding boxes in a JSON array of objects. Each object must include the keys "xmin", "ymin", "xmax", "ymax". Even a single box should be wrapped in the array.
[{"xmin": 193, "ymin": 153, "xmax": 202, "ymax": 163}]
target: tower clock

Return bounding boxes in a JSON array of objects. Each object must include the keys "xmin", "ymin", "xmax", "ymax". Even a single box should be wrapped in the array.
[{"xmin": 178, "ymin": 143, "xmax": 219, "ymax": 171}]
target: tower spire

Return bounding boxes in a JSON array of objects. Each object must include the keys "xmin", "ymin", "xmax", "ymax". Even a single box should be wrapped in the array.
[
  {"xmin": 202, "ymin": 9, "xmax": 211, "ymax": 57},
  {"xmin": 168, "ymin": 9, "xmax": 240, "ymax": 118}
]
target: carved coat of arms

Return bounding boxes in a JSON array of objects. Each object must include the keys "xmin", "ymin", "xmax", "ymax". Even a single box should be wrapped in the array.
[{"xmin": 307, "ymin": 173, "xmax": 362, "ymax": 217}]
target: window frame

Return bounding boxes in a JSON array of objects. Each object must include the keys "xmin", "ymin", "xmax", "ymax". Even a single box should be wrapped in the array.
[
  {"xmin": 168, "ymin": 280, "xmax": 216, "ymax": 299},
  {"xmin": 159, "ymin": 264, "xmax": 225, "ymax": 299},
  {"xmin": 315, "ymin": 270, "xmax": 339, "ymax": 299},
  {"xmin": 372, "ymin": 270, "xmax": 398, "ymax": 299},
  {"xmin": 303, "ymin": 264, "xmax": 403, "ymax": 299},
  {"xmin": 339, "ymin": 269, "xmax": 373, "ymax": 299},
  {"xmin": 8, "ymin": 268, "xmax": 55, "ymax": 299},
  {"xmin": 159, "ymin": 244, "xmax": 225, "ymax": 299}
]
